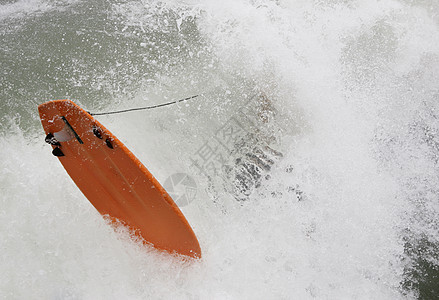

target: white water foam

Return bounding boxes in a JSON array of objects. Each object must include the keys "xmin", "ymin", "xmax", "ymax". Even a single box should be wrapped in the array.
[{"xmin": 2, "ymin": 0, "xmax": 439, "ymax": 298}]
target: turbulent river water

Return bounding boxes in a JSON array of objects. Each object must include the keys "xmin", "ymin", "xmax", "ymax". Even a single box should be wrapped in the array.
[{"xmin": 1, "ymin": 0, "xmax": 439, "ymax": 298}]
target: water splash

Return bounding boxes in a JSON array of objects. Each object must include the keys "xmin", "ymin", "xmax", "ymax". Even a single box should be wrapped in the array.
[{"xmin": 1, "ymin": 0, "xmax": 438, "ymax": 298}]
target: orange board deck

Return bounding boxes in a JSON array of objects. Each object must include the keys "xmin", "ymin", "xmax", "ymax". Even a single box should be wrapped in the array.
[{"xmin": 38, "ymin": 100, "xmax": 201, "ymax": 258}]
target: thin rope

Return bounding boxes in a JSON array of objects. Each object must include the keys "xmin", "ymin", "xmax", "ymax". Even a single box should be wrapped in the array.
[{"xmin": 88, "ymin": 95, "xmax": 199, "ymax": 116}]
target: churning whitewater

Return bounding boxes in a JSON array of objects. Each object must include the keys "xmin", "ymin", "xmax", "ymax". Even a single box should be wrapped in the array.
[{"xmin": 1, "ymin": 0, "xmax": 439, "ymax": 299}]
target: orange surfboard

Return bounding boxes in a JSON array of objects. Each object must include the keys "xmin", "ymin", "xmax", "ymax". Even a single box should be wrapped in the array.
[{"xmin": 38, "ymin": 100, "xmax": 201, "ymax": 258}]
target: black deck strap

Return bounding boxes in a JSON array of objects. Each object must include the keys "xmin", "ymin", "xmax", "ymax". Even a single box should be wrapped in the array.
[
  {"xmin": 105, "ymin": 138, "xmax": 113, "ymax": 149},
  {"xmin": 52, "ymin": 147, "xmax": 64, "ymax": 157},
  {"xmin": 45, "ymin": 133, "xmax": 61, "ymax": 146},
  {"xmin": 93, "ymin": 126, "xmax": 103, "ymax": 139},
  {"xmin": 61, "ymin": 116, "xmax": 83, "ymax": 144}
]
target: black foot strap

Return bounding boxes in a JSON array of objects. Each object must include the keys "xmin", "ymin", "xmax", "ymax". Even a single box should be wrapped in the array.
[
  {"xmin": 45, "ymin": 133, "xmax": 61, "ymax": 146},
  {"xmin": 52, "ymin": 147, "xmax": 64, "ymax": 157},
  {"xmin": 105, "ymin": 138, "xmax": 113, "ymax": 149}
]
